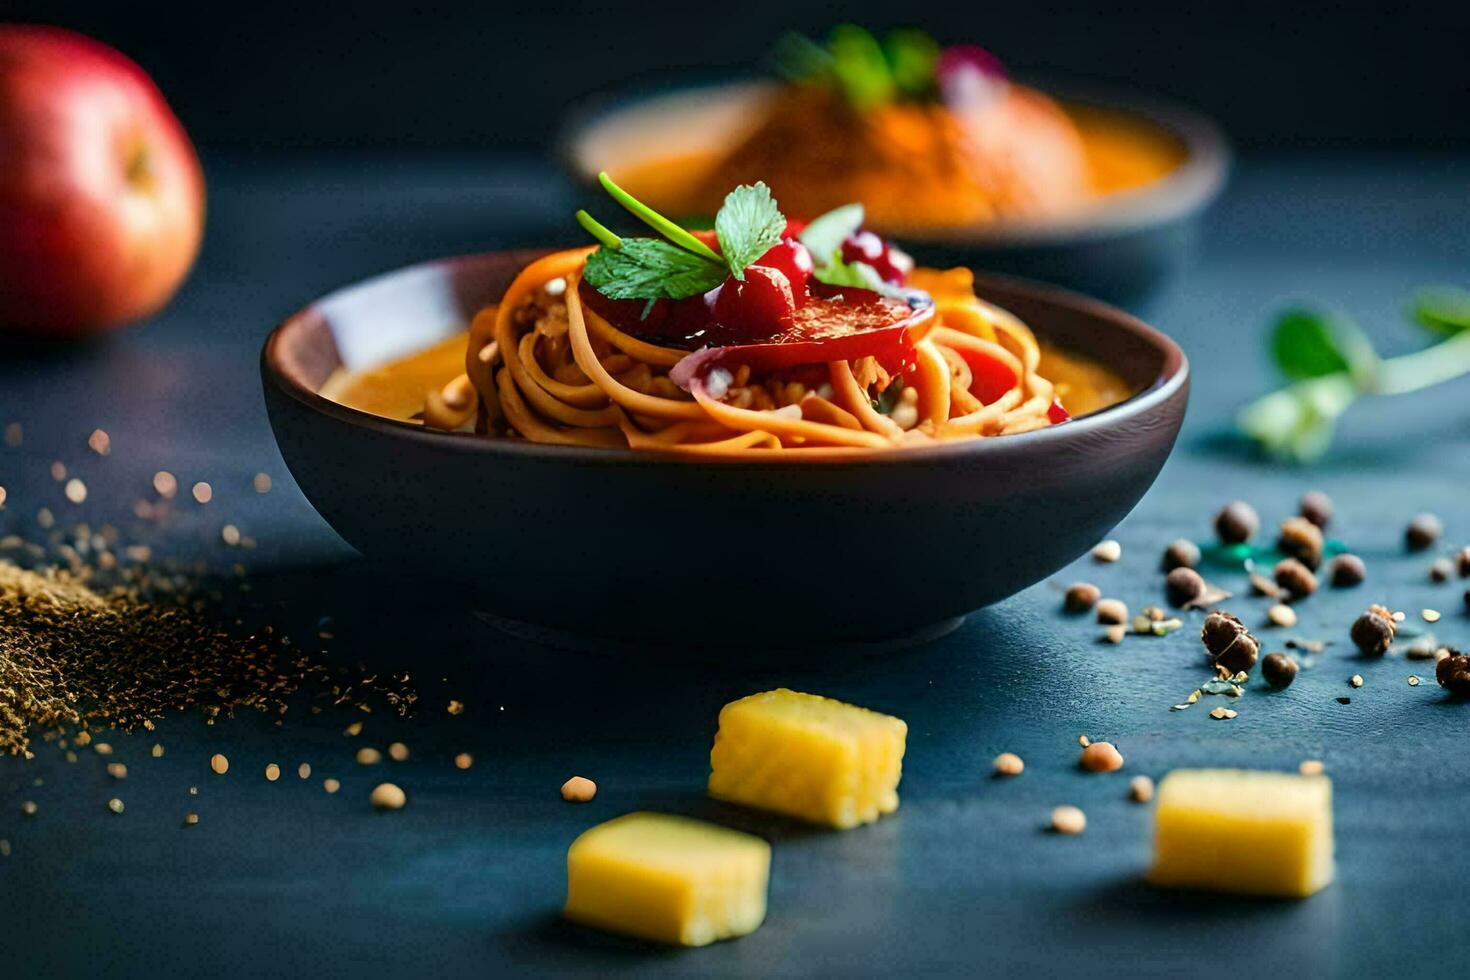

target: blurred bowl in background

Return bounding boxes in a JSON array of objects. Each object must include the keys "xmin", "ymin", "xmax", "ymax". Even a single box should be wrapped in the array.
[{"xmin": 562, "ymin": 78, "xmax": 1228, "ymax": 306}]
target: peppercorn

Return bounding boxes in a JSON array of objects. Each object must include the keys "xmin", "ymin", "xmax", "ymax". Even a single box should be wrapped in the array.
[
  {"xmin": 1215, "ymin": 501, "xmax": 1259, "ymax": 545},
  {"xmin": 1161, "ymin": 538, "xmax": 1201, "ymax": 572},
  {"xmin": 1329, "ymin": 553, "xmax": 1367, "ymax": 588},
  {"xmin": 1064, "ymin": 582, "xmax": 1101, "ymax": 613},
  {"xmin": 1457, "ymin": 546, "xmax": 1470, "ymax": 577},
  {"xmin": 1277, "ymin": 517, "xmax": 1325, "ymax": 569},
  {"xmin": 1299, "ymin": 490, "xmax": 1333, "ymax": 529},
  {"xmin": 1436, "ymin": 649, "xmax": 1470, "ymax": 697},
  {"xmin": 1165, "ymin": 567, "xmax": 1206, "ymax": 607},
  {"xmin": 1261, "ymin": 652, "xmax": 1299, "ymax": 689},
  {"xmin": 1430, "ymin": 558, "xmax": 1454, "ymax": 583},
  {"xmin": 1201, "ymin": 611, "xmax": 1260, "ymax": 674},
  {"xmin": 1274, "ymin": 558, "xmax": 1318, "ymax": 599},
  {"xmin": 1406, "ymin": 513, "xmax": 1443, "ymax": 551},
  {"xmin": 1350, "ymin": 604, "xmax": 1396, "ymax": 656}
]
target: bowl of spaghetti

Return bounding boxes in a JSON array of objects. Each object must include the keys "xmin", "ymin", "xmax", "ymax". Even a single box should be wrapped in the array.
[{"xmin": 262, "ymin": 177, "xmax": 1187, "ymax": 646}]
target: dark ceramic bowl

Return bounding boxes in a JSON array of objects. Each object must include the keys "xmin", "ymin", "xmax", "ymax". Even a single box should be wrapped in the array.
[
  {"xmin": 262, "ymin": 251, "xmax": 1188, "ymax": 647},
  {"xmin": 562, "ymin": 79, "xmax": 1229, "ymax": 305}
]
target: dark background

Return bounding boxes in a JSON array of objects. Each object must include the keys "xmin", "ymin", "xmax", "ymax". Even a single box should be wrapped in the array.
[{"xmin": 9, "ymin": 0, "xmax": 1470, "ymax": 152}]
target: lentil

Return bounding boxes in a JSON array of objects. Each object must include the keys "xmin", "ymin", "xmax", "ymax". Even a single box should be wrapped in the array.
[
  {"xmin": 210, "ymin": 754, "xmax": 229, "ymax": 774},
  {"xmin": 356, "ymin": 747, "xmax": 382, "ymax": 765},
  {"xmin": 1050, "ymin": 805, "xmax": 1086, "ymax": 834},
  {"xmin": 993, "ymin": 752, "xmax": 1024, "ymax": 776},
  {"xmin": 87, "ymin": 429, "xmax": 111, "ymax": 455},
  {"xmin": 388, "ymin": 742, "xmax": 409, "ymax": 762},
  {"xmin": 323, "ymin": 778, "xmax": 341, "ymax": 793},
  {"xmin": 265, "ymin": 763, "xmax": 281, "ymax": 781},
  {"xmin": 191, "ymin": 482, "xmax": 212, "ymax": 504},
  {"xmin": 253, "ymin": 473, "xmax": 272, "ymax": 494}
]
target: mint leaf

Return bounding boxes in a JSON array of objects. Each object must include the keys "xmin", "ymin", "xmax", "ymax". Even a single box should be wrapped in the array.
[
  {"xmin": 715, "ymin": 182, "xmax": 785, "ymax": 280},
  {"xmin": 1270, "ymin": 309, "xmax": 1352, "ymax": 380},
  {"xmin": 799, "ymin": 204, "xmax": 864, "ymax": 266},
  {"xmin": 582, "ymin": 239, "xmax": 726, "ymax": 301},
  {"xmin": 884, "ymin": 29, "xmax": 939, "ymax": 97},
  {"xmin": 828, "ymin": 25, "xmax": 894, "ymax": 111},
  {"xmin": 1411, "ymin": 286, "xmax": 1470, "ymax": 335}
]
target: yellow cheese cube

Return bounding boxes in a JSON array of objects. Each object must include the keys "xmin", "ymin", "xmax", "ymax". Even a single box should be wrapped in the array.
[
  {"xmin": 708, "ymin": 688, "xmax": 907, "ymax": 829},
  {"xmin": 564, "ymin": 812, "xmax": 770, "ymax": 946},
  {"xmin": 1148, "ymin": 768, "xmax": 1334, "ymax": 898}
]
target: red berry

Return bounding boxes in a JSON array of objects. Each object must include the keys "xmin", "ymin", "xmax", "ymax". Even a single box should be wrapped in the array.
[
  {"xmin": 751, "ymin": 238, "xmax": 814, "ymax": 303},
  {"xmin": 711, "ymin": 266, "xmax": 796, "ymax": 341},
  {"xmin": 782, "ymin": 218, "xmax": 808, "ymax": 239},
  {"xmin": 840, "ymin": 231, "xmax": 912, "ymax": 284}
]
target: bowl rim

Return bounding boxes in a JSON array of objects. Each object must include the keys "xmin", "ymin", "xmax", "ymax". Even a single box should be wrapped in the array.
[
  {"xmin": 558, "ymin": 74, "xmax": 1230, "ymax": 247},
  {"xmin": 262, "ymin": 250, "xmax": 1189, "ymax": 466}
]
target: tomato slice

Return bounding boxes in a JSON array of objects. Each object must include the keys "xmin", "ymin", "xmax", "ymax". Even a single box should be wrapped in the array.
[{"xmin": 954, "ymin": 345, "xmax": 1018, "ymax": 405}]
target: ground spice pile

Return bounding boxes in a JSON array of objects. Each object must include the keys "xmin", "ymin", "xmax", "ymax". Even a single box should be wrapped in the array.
[{"xmin": 0, "ymin": 560, "xmax": 412, "ymax": 756}]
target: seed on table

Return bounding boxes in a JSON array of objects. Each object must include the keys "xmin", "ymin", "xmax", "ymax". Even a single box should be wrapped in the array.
[
  {"xmin": 184, "ymin": 813, "xmax": 199, "ymax": 826},
  {"xmin": 87, "ymin": 429, "xmax": 111, "ymax": 455},
  {"xmin": 3, "ymin": 422, "xmax": 20, "ymax": 447},
  {"xmin": 370, "ymin": 783, "xmax": 407, "ymax": 810},
  {"xmin": 1215, "ymin": 501, "xmax": 1259, "ymax": 545},
  {"xmin": 221, "ymin": 525, "xmax": 241, "ymax": 546},
  {"xmin": 1261, "ymin": 652, "xmax": 1299, "ymax": 690},
  {"xmin": 1406, "ymin": 513, "xmax": 1443, "ymax": 551},
  {"xmin": 1162, "ymin": 538, "xmax": 1200, "ymax": 571},
  {"xmin": 63, "ymin": 478, "xmax": 87, "ymax": 504},
  {"xmin": 1079, "ymin": 741, "xmax": 1124, "ymax": 773},
  {"xmin": 1350, "ymin": 605, "xmax": 1396, "ymax": 656},
  {"xmin": 1299, "ymin": 490, "xmax": 1333, "ymax": 528},
  {"xmin": 1329, "ymin": 554, "xmax": 1366, "ymax": 588},
  {"xmin": 1267, "ymin": 604, "xmax": 1297, "ymax": 628},
  {"xmin": 1457, "ymin": 547, "xmax": 1470, "ymax": 577},
  {"xmin": 1103, "ymin": 624, "xmax": 1127, "ymax": 644},
  {"xmin": 454, "ymin": 753, "xmax": 474, "ymax": 770},
  {"xmin": 106, "ymin": 763, "xmax": 127, "ymax": 779},
  {"xmin": 561, "ymin": 776, "xmax": 597, "ymax": 803},
  {"xmin": 1092, "ymin": 540, "xmax": 1122, "ymax": 563},
  {"xmin": 1165, "ymin": 567, "xmax": 1206, "ymax": 607},
  {"xmin": 20, "ymin": 801, "xmax": 37, "ymax": 816},
  {"xmin": 1430, "ymin": 558, "xmax": 1454, "ymax": 583},
  {"xmin": 191, "ymin": 481, "xmax": 212, "ymax": 504},
  {"xmin": 1278, "ymin": 517, "xmax": 1324, "ymax": 569},
  {"xmin": 50, "ymin": 461, "xmax": 66, "ymax": 481},
  {"xmin": 253, "ymin": 473, "xmax": 272, "ymax": 494},
  {"xmin": 388, "ymin": 742, "xmax": 409, "ymax": 762},
  {"xmin": 1423, "ymin": 609, "xmax": 1441, "ymax": 623},
  {"xmin": 1299, "ymin": 760, "xmax": 1325, "ymax": 776},
  {"xmin": 1064, "ymin": 582, "xmax": 1101, "ymax": 613},
  {"xmin": 1078, "ymin": 735, "xmax": 1091, "ymax": 747},
  {"xmin": 447, "ymin": 700, "xmax": 465, "ymax": 716},
  {"xmin": 151, "ymin": 744, "xmax": 164, "ymax": 758},
  {"xmin": 1096, "ymin": 599, "xmax": 1128, "ymax": 625},
  {"xmin": 210, "ymin": 753, "xmax": 229, "ymax": 774},
  {"xmin": 152, "ymin": 471, "xmax": 178, "ymax": 498},
  {"xmin": 107, "ymin": 798, "xmax": 124, "ymax": 814},
  {"xmin": 1349, "ymin": 674, "xmax": 1364, "ymax": 688},
  {"xmin": 343, "ymin": 721, "xmax": 363, "ymax": 736},
  {"xmin": 1209, "ymin": 706, "xmax": 1238, "ymax": 720},
  {"xmin": 993, "ymin": 752, "xmax": 1025, "ymax": 776},
  {"xmin": 356, "ymin": 747, "xmax": 382, "ymax": 765},
  {"xmin": 1129, "ymin": 776, "xmax": 1155, "ymax": 803},
  {"xmin": 265, "ymin": 763, "xmax": 281, "ymax": 781},
  {"xmin": 323, "ymin": 778, "xmax": 341, "ymax": 794},
  {"xmin": 1437, "ymin": 650, "xmax": 1470, "ymax": 696},
  {"xmin": 1408, "ymin": 675, "xmax": 1421, "ymax": 686},
  {"xmin": 1050, "ymin": 805, "xmax": 1086, "ymax": 834},
  {"xmin": 1274, "ymin": 558, "xmax": 1318, "ymax": 599},
  {"xmin": 1201, "ymin": 611, "xmax": 1260, "ymax": 674}
]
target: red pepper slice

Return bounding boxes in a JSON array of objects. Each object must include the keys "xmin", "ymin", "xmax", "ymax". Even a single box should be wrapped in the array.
[
  {"xmin": 1047, "ymin": 399, "xmax": 1071, "ymax": 424},
  {"xmin": 953, "ymin": 345, "xmax": 1019, "ymax": 406}
]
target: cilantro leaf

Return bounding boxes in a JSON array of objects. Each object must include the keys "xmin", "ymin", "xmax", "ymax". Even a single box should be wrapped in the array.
[
  {"xmin": 582, "ymin": 239, "xmax": 727, "ymax": 301},
  {"xmin": 798, "ymin": 203, "xmax": 864, "ymax": 266},
  {"xmin": 715, "ymin": 182, "xmax": 785, "ymax": 280}
]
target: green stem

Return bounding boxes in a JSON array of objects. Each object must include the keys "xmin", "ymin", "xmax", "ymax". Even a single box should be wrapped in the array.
[
  {"xmin": 1372, "ymin": 327, "xmax": 1470, "ymax": 395},
  {"xmin": 597, "ymin": 172, "xmax": 725, "ymax": 265},
  {"xmin": 575, "ymin": 210, "xmax": 622, "ymax": 250}
]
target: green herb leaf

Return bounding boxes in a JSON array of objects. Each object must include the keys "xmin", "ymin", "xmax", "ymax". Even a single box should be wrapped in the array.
[
  {"xmin": 798, "ymin": 203, "xmax": 864, "ymax": 266},
  {"xmin": 1270, "ymin": 309, "xmax": 1352, "ymax": 380},
  {"xmin": 812, "ymin": 256, "xmax": 909, "ymax": 299},
  {"xmin": 884, "ymin": 29, "xmax": 939, "ymax": 98},
  {"xmin": 1411, "ymin": 286, "xmax": 1470, "ymax": 335},
  {"xmin": 771, "ymin": 31, "xmax": 833, "ymax": 83},
  {"xmin": 872, "ymin": 377, "xmax": 905, "ymax": 415},
  {"xmin": 715, "ymin": 182, "xmax": 785, "ymax": 280},
  {"xmin": 597, "ymin": 172, "xmax": 723, "ymax": 264},
  {"xmin": 828, "ymin": 24, "xmax": 895, "ymax": 111},
  {"xmin": 582, "ymin": 239, "xmax": 726, "ymax": 301}
]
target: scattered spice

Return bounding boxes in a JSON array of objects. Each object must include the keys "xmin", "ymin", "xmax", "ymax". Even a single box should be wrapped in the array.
[
  {"xmin": 1274, "ymin": 558, "xmax": 1318, "ymax": 599},
  {"xmin": 1429, "ymin": 558, "xmax": 1454, "ymax": 583},
  {"xmin": 1208, "ymin": 706, "xmax": 1238, "ymax": 720},
  {"xmin": 1096, "ymin": 599, "xmax": 1128, "ymax": 625},
  {"xmin": 1092, "ymin": 540, "xmax": 1122, "ymax": 563},
  {"xmin": 1201, "ymin": 611, "xmax": 1260, "ymax": 674},
  {"xmin": 1064, "ymin": 582, "xmax": 1100, "ymax": 613},
  {"xmin": 1165, "ymin": 567, "xmax": 1206, "ymax": 607},
  {"xmin": 1329, "ymin": 554, "xmax": 1367, "ymax": 588},
  {"xmin": 1436, "ymin": 649, "xmax": 1470, "ymax": 697},
  {"xmin": 20, "ymin": 800, "xmax": 37, "ymax": 816},
  {"xmin": 1267, "ymin": 604, "xmax": 1297, "ymax": 628},
  {"xmin": 1299, "ymin": 760, "xmax": 1325, "ymax": 776},
  {"xmin": 1215, "ymin": 501, "xmax": 1259, "ymax": 545},
  {"xmin": 1299, "ymin": 490, "xmax": 1333, "ymax": 528},
  {"xmin": 1129, "ymin": 775, "xmax": 1154, "ymax": 803},
  {"xmin": 1408, "ymin": 675, "xmax": 1421, "ymax": 686},
  {"xmin": 184, "ymin": 813, "xmax": 199, "ymax": 826},
  {"xmin": 454, "ymin": 752, "xmax": 474, "ymax": 770},
  {"xmin": 87, "ymin": 429, "xmax": 111, "ymax": 456},
  {"xmin": 1349, "ymin": 674, "xmax": 1364, "ymax": 688},
  {"xmin": 106, "ymin": 762, "xmax": 127, "ymax": 779},
  {"xmin": 1406, "ymin": 513, "xmax": 1442, "ymax": 551},
  {"xmin": 1261, "ymin": 652, "xmax": 1299, "ymax": 689},
  {"xmin": 356, "ymin": 747, "xmax": 382, "ymax": 765},
  {"xmin": 210, "ymin": 753, "xmax": 229, "ymax": 774},
  {"xmin": 370, "ymin": 782, "xmax": 407, "ymax": 810},
  {"xmin": 63, "ymin": 478, "xmax": 87, "ymax": 504},
  {"xmin": 1079, "ymin": 741, "xmax": 1124, "ymax": 772},
  {"xmin": 1350, "ymin": 605, "xmax": 1397, "ymax": 656},
  {"xmin": 107, "ymin": 798, "xmax": 124, "ymax": 814},
  {"xmin": 253, "ymin": 473, "xmax": 272, "ymax": 494},
  {"xmin": 265, "ymin": 763, "xmax": 281, "ymax": 781},
  {"xmin": 323, "ymin": 778, "xmax": 341, "ymax": 794},
  {"xmin": 561, "ymin": 776, "xmax": 597, "ymax": 802},
  {"xmin": 1422, "ymin": 609, "xmax": 1441, "ymax": 623},
  {"xmin": 447, "ymin": 700, "xmax": 465, "ymax": 716},
  {"xmin": 151, "ymin": 743, "xmax": 164, "ymax": 758},
  {"xmin": 1049, "ymin": 805, "xmax": 1086, "ymax": 834},
  {"xmin": 221, "ymin": 525, "xmax": 241, "ymax": 546},
  {"xmin": 992, "ymin": 752, "xmax": 1024, "ymax": 776},
  {"xmin": 191, "ymin": 482, "xmax": 212, "ymax": 504},
  {"xmin": 1277, "ymin": 517, "xmax": 1324, "ymax": 569},
  {"xmin": 152, "ymin": 471, "xmax": 178, "ymax": 498},
  {"xmin": 1078, "ymin": 735, "xmax": 1090, "ymax": 747},
  {"xmin": 388, "ymin": 742, "xmax": 409, "ymax": 762},
  {"xmin": 343, "ymin": 721, "xmax": 363, "ymax": 736},
  {"xmin": 1337, "ymin": 696, "xmax": 1352, "ymax": 705},
  {"xmin": 1161, "ymin": 539, "xmax": 1200, "ymax": 571}
]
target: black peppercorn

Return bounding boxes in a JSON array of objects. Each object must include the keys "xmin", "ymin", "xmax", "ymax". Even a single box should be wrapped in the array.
[
  {"xmin": 1165, "ymin": 567, "xmax": 1207, "ymax": 607},
  {"xmin": 1457, "ymin": 546, "xmax": 1470, "ymax": 578},
  {"xmin": 1261, "ymin": 652, "xmax": 1299, "ymax": 690},
  {"xmin": 1406, "ymin": 513, "xmax": 1443, "ymax": 551},
  {"xmin": 1438, "ymin": 649, "xmax": 1470, "ymax": 697},
  {"xmin": 1430, "ymin": 558, "xmax": 1454, "ymax": 583},
  {"xmin": 1201, "ymin": 611, "xmax": 1260, "ymax": 674},
  {"xmin": 1329, "ymin": 553, "xmax": 1367, "ymax": 588},
  {"xmin": 1161, "ymin": 538, "xmax": 1201, "ymax": 572},
  {"xmin": 1277, "ymin": 517, "xmax": 1325, "ymax": 569},
  {"xmin": 1274, "ymin": 558, "xmax": 1318, "ymax": 599},
  {"xmin": 1299, "ymin": 490, "xmax": 1333, "ymax": 529},
  {"xmin": 1064, "ymin": 582, "xmax": 1101, "ymax": 613},
  {"xmin": 1214, "ymin": 501, "xmax": 1259, "ymax": 545},
  {"xmin": 1350, "ymin": 604, "xmax": 1396, "ymax": 656}
]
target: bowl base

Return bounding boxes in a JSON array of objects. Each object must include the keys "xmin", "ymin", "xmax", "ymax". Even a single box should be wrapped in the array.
[{"xmin": 473, "ymin": 611, "xmax": 967, "ymax": 662}]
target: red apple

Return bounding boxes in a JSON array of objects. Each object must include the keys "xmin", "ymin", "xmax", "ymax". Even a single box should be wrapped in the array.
[{"xmin": 0, "ymin": 26, "xmax": 204, "ymax": 339}]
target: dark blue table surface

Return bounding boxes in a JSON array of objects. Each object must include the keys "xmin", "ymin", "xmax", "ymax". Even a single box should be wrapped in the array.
[{"xmin": 2, "ymin": 152, "xmax": 1468, "ymax": 978}]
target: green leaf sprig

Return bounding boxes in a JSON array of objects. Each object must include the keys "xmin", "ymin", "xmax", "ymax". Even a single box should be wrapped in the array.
[
  {"xmin": 577, "ymin": 173, "xmax": 785, "ymax": 301},
  {"xmin": 797, "ymin": 203, "xmax": 909, "ymax": 298},
  {"xmin": 1237, "ymin": 287, "xmax": 1470, "ymax": 461},
  {"xmin": 774, "ymin": 25, "xmax": 941, "ymax": 111}
]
